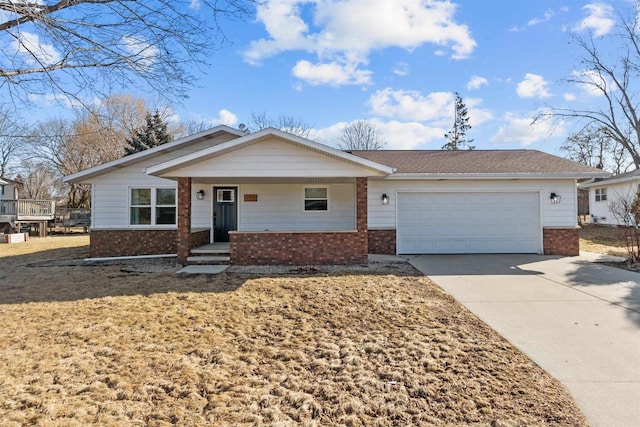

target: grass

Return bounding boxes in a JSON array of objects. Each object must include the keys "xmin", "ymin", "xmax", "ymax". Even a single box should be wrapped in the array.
[
  {"xmin": 0, "ymin": 236, "xmax": 587, "ymax": 426},
  {"xmin": 579, "ymin": 223, "xmax": 628, "ymax": 257}
]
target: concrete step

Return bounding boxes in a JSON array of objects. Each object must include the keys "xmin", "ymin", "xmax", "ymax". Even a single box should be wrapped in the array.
[
  {"xmin": 187, "ymin": 255, "xmax": 230, "ymax": 264},
  {"xmin": 190, "ymin": 248, "xmax": 230, "ymax": 255}
]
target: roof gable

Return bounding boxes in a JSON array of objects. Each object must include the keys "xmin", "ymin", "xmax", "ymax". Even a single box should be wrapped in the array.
[{"xmin": 146, "ymin": 128, "xmax": 394, "ymax": 177}]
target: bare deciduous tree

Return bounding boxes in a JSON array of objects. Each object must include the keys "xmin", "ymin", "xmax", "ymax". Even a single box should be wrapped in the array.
[
  {"xmin": 250, "ymin": 112, "xmax": 315, "ymax": 139},
  {"xmin": 23, "ymin": 94, "xmax": 151, "ymax": 206},
  {"xmin": 18, "ymin": 160, "xmax": 57, "ymax": 200},
  {"xmin": 544, "ymin": 4, "xmax": 640, "ymax": 168},
  {"xmin": 560, "ymin": 124, "xmax": 631, "ymax": 173},
  {"xmin": 0, "ymin": 0, "xmax": 256, "ymax": 107},
  {"xmin": 338, "ymin": 120, "xmax": 386, "ymax": 150},
  {"xmin": 0, "ymin": 108, "xmax": 25, "ymax": 177}
]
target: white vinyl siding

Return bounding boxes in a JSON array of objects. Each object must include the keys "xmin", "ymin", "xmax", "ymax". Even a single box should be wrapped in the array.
[
  {"xmin": 397, "ymin": 192, "xmax": 540, "ymax": 254},
  {"xmin": 368, "ymin": 179, "xmax": 578, "ymax": 229},
  {"xmin": 159, "ymin": 138, "xmax": 387, "ymax": 178},
  {"xmin": 589, "ymin": 180, "xmax": 640, "ymax": 225},
  {"xmin": 238, "ymin": 183, "xmax": 355, "ymax": 231},
  {"xmin": 89, "ymin": 133, "xmax": 236, "ymax": 229}
]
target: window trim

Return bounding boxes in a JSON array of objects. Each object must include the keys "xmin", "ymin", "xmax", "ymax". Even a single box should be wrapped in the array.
[
  {"xmin": 302, "ymin": 185, "xmax": 329, "ymax": 212},
  {"xmin": 595, "ymin": 187, "xmax": 607, "ymax": 202},
  {"xmin": 128, "ymin": 186, "xmax": 177, "ymax": 227}
]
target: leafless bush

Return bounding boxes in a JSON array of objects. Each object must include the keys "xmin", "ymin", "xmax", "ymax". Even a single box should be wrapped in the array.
[{"xmin": 607, "ymin": 190, "xmax": 640, "ymax": 262}]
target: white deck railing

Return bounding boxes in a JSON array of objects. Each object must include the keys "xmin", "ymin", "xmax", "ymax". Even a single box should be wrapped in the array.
[{"xmin": 0, "ymin": 199, "xmax": 56, "ymax": 220}]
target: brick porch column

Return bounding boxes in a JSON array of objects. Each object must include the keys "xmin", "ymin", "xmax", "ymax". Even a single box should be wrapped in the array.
[
  {"xmin": 356, "ymin": 177, "xmax": 368, "ymax": 255},
  {"xmin": 177, "ymin": 177, "xmax": 192, "ymax": 264}
]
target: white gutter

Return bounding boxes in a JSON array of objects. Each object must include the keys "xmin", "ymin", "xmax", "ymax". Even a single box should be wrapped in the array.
[
  {"xmin": 581, "ymin": 175, "xmax": 639, "ymax": 188},
  {"xmin": 384, "ymin": 172, "xmax": 611, "ymax": 180}
]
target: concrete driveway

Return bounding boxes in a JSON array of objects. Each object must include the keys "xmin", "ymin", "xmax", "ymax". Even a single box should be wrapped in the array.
[{"xmin": 408, "ymin": 253, "xmax": 640, "ymax": 427}]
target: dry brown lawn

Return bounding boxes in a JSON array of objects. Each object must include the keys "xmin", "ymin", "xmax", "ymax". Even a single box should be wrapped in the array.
[
  {"xmin": 0, "ymin": 236, "xmax": 587, "ymax": 426},
  {"xmin": 579, "ymin": 223, "xmax": 628, "ymax": 257}
]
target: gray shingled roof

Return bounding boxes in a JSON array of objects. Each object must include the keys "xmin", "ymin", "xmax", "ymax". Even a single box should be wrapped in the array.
[{"xmin": 348, "ymin": 149, "xmax": 605, "ymax": 174}]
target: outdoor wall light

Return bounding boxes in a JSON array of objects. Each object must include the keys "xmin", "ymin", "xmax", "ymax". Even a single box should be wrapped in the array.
[
  {"xmin": 381, "ymin": 193, "xmax": 390, "ymax": 205},
  {"xmin": 550, "ymin": 192, "xmax": 561, "ymax": 204},
  {"xmin": 196, "ymin": 189, "xmax": 205, "ymax": 200}
]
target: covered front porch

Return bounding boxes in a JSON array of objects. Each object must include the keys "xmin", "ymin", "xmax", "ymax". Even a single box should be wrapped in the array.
[{"xmin": 176, "ymin": 177, "xmax": 370, "ymax": 265}]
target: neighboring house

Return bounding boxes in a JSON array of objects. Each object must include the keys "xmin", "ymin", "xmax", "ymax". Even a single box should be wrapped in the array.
[
  {"xmin": 581, "ymin": 169, "xmax": 640, "ymax": 225},
  {"xmin": 64, "ymin": 126, "xmax": 607, "ymax": 265},
  {"xmin": 0, "ymin": 177, "xmax": 20, "ymax": 200}
]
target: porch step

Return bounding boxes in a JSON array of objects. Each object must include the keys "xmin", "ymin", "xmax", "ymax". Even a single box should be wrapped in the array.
[
  {"xmin": 191, "ymin": 247, "xmax": 230, "ymax": 255},
  {"xmin": 187, "ymin": 255, "xmax": 230, "ymax": 264}
]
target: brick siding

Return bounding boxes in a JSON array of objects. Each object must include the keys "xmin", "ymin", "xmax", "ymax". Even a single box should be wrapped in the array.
[
  {"xmin": 368, "ymin": 229, "xmax": 396, "ymax": 254},
  {"xmin": 543, "ymin": 227, "xmax": 579, "ymax": 256},
  {"xmin": 230, "ymin": 231, "xmax": 367, "ymax": 265},
  {"xmin": 90, "ymin": 229, "xmax": 177, "ymax": 257}
]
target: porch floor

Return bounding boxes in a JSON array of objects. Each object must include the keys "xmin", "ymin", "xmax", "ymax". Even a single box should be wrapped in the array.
[{"xmin": 191, "ymin": 242, "xmax": 230, "ymax": 254}]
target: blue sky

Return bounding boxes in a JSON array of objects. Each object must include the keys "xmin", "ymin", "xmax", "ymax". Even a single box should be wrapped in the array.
[{"xmin": 31, "ymin": 0, "xmax": 634, "ymax": 153}]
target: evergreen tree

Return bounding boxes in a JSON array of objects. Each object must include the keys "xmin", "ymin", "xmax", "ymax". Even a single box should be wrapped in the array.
[
  {"xmin": 442, "ymin": 92, "xmax": 474, "ymax": 150},
  {"xmin": 124, "ymin": 111, "xmax": 172, "ymax": 155}
]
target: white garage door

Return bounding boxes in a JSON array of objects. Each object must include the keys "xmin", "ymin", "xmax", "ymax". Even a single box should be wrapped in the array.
[{"xmin": 397, "ymin": 192, "xmax": 540, "ymax": 254}]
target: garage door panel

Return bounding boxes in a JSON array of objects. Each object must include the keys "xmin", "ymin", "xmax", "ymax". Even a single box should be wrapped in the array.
[{"xmin": 397, "ymin": 192, "xmax": 540, "ymax": 254}]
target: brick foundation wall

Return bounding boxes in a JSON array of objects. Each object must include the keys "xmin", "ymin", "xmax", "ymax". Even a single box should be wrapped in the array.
[
  {"xmin": 230, "ymin": 232, "xmax": 368, "ymax": 265},
  {"xmin": 543, "ymin": 227, "xmax": 579, "ymax": 256},
  {"xmin": 368, "ymin": 229, "xmax": 396, "ymax": 254},
  {"xmin": 90, "ymin": 229, "xmax": 210, "ymax": 258},
  {"xmin": 90, "ymin": 229, "xmax": 177, "ymax": 258}
]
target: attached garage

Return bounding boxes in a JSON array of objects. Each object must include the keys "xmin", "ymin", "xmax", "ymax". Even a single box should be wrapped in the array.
[{"xmin": 397, "ymin": 192, "xmax": 540, "ymax": 254}]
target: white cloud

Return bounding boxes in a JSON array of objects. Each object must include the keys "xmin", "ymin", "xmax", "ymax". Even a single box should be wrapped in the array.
[
  {"xmin": 527, "ymin": 10, "xmax": 554, "ymax": 27},
  {"xmin": 574, "ymin": 3, "xmax": 615, "ymax": 37},
  {"xmin": 10, "ymin": 31, "xmax": 60, "ymax": 66},
  {"xmin": 392, "ymin": 62, "xmax": 410, "ymax": 76},
  {"xmin": 491, "ymin": 112, "xmax": 565, "ymax": 146},
  {"xmin": 563, "ymin": 92, "xmax": 577, "ymax": 101},
  {"xmin": 315, "ymin": 118, "xmax": 445, "ymax": 150},
  {"xmin": 292, "ymin": 60, "xmax": 372, "ymax": 86},
  {"xmin": 215, "ymin": 109, "xmax": 238, "ymax": 126},
  {"xmin": 516, "ymin": 73, "xmax": 552, "ymax": 98},
  {"xmin": 121, "ymin": 35, "xmax": 159, "ymax": 67},
  {"xmin": 369, "ymin": 88, "xmax": 493, "ymax": 128},
  {"xmin": 189, "ymin": 0, "xmax": 201, "ymax": 10},
  {"xmin": 243, "ymin": 0, "xmax": 476, "ymax": 86},
  {"xmin": 571, "ymin": 69, "xmax": 612, "ymax": 97},
  {"xmin": 467, "ymin": 75, "xmax": 488, "ymax": 90},
  {"xmin": 369, "ymin": 88, "xmax": 453, "ymax": 123}
]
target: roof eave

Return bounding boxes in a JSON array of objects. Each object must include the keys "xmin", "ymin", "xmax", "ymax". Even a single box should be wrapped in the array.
[
  {"xmin": 581, "ymin": 174, "xmax": 639, "ymax": 188},
  {"xmin": 385, "ymin": 172, "xmax": 611, "ymax": 180}
]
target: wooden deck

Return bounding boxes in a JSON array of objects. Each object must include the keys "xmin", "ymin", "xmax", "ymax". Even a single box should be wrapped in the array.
[{"xmin": 0, "ymin": 199, "xmax": 56, "ymax": 221}]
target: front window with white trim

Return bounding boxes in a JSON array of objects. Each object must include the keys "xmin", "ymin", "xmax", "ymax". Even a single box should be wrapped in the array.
[
  {"xmin": 304, "ymin": 187, "xmax": 328, "ymax": 211},
  {"xmin": 130, "ymin": 187, "xmax": 176, "ymax": 225},
  {"xmin": 595, "ymin": 187, "xmax": 607, "ymax": 202}
]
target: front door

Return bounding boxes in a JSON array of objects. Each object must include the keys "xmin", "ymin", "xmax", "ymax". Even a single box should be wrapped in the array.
[{"xmin": 213, "ymin": 187, "xmax": 237, "ymax": 242}]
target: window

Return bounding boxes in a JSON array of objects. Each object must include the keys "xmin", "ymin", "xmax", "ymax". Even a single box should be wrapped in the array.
[
  {"xmin": 595, "ymin": 188, "xmax": 607, "ymax": 202},
  {"xmin": 304, "ymin": 187, "xmax": 328, "ymax": 211},
  {"xmin": 217, "ymin": 189, "xmax": 235, "ymax": 203},
  {"xmin": 130, "ymin": 187, "xmax": 176, "ymax": 225}
]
